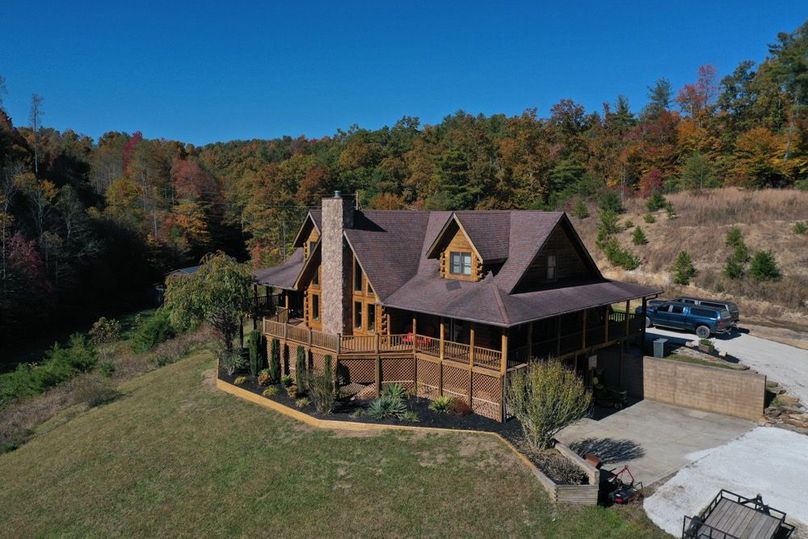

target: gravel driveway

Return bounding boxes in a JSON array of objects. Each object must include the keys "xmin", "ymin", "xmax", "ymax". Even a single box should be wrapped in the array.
[{"xmin": 646, "ymin": 327, "xmax": 808, "ymax": 404}]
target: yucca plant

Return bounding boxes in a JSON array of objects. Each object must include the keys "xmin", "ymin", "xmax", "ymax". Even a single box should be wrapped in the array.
[{"xmin": 429, "ymin": 395, "xmax": 453, "ymax": 413}]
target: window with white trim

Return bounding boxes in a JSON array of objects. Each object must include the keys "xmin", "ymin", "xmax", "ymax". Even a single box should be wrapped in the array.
[{"xmin": 450, "ymin": 252, "xmax": 472, "ymax": 276}]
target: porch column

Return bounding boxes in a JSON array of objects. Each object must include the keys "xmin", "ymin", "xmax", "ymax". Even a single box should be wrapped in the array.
[
  {"xmin": 527, "ymin": 321, "xmax": 533, "ymax": 361},
  {"xmin": 500, "ymin": 329, "xmax": 508, "ymax": 374},
  {"xmin": 624, "ymin": 300, "xmax": 630, "ymax": 337},
  {"xmin": 253, "ymin": 284, "xmax": 259, "ymax": 330},
  {"xmin": 439, "ymin": 320, "xmax": 445, "ymax": 396},
  {"xmin": 581, "ymin": 309, "xmax": 587, "ymax": 350},
  {"xmin": 641, "ymin": 297, "xmax": 648, "ymax": 345},
  {"xmin": 468, "ymin": 328, "xmax": 475, "ymax": 405},
  {"xmin": 412, "ymin": 315, "xmax": 417, "ymax": 353}
]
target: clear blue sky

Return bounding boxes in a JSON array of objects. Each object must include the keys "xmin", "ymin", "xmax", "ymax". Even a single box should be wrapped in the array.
[{"xmin": 1, "ymin": 1, "xmax": 805, "ymax": 145}]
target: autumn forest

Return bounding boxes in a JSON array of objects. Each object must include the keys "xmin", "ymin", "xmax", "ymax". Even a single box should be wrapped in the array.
[{"xmin": 1, "ymin": 21, "xmax": 806, "ymax": 346}]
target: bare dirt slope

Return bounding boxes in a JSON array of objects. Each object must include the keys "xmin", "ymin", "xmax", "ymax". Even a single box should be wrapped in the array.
[{"xmin": 574, "ymin": 188, "xmax": 808, "ymax": 334}]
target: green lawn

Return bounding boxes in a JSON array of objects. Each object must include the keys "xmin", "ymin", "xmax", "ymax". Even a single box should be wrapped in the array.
[{"xmin": 0, "ymin": 351, "xmax": 664, "ymax": 538}]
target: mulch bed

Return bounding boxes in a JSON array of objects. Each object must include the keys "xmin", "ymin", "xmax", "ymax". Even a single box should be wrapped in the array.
[{"xmin": 219, "ymin": 369, "xmax": 592, "ymax": 486}]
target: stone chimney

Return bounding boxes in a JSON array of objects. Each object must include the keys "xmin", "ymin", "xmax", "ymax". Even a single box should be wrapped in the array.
[{"xmin": 320, "ymin": 192, "xmax": 355, "ymax": 335}]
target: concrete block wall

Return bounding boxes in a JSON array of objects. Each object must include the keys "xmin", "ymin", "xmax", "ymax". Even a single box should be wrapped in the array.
[{"xmin": 643, "ymin": 356, "xmax": 766, "ymax": 421}]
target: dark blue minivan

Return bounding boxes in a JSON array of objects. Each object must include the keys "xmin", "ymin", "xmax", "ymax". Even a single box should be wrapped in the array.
[{"xmin": 636, "ymin": 300, "xmax": 732, "ymax": 339}]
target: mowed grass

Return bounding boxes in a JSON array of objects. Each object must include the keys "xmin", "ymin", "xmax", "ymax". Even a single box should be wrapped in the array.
[{"xmin": 0, "ymin": 352, "xmax": 664, "ymax": 538}]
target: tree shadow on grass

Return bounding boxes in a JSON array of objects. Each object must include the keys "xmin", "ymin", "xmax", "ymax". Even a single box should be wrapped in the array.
[{"xmin": 569, "ymin": 437, "xmax": 645, "ymax": 464}]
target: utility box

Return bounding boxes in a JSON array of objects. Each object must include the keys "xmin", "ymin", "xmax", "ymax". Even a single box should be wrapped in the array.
[{"xmin": 653, "ymin": 338, "xmax": 668, "ymax": 358}]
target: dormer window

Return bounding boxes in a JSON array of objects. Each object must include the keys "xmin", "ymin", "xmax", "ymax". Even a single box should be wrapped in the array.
[
  {"xmin": 450, "ymin": 252, "xmax": 472, "ymax": 276},
  {"xmin": 547, "ymin": 255, "xmax": 556, "ymax": 280}
]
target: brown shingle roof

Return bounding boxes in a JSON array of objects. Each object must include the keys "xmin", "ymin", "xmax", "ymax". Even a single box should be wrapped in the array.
[
  {"xmin": 253, "ymin": 248, "xmax": 304, "ymax": 290},
  {"xmin": 257, "ymin": 208, "xmax": 661, "ymax": 326}
]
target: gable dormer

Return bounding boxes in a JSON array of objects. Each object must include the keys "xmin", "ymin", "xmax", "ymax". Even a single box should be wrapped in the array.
[
  {"xmin": 512, "ymin": 216, "xmax": 602, "ymax": 293},
  {"xmin": 291, "ymin": 211, "xmax": 321, "ymax": 260},
  {"xmin": 426, "ymin": 215, "xmax": 485, "ymax": 281}
]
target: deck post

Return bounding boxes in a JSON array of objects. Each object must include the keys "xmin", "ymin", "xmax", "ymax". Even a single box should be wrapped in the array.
[
  {"xmin": 527, "ymin": 321, "xmax": 533, "ymax": 361},
  {"xmin": 336, "ymin": 333, "xmax": 341, "ymax": 355},
  {"xmin": 500, "ymin": 330, "xmax": 508, "ymax": 424},
  {"xmin": 641, "ymin": 297, "xmax": 648, "ymax": 347},
  {"xmin": 375, "ymin": 333, "xmax": 381, "ymax": 398},
  {"xmin": 582, "ymin": 309, "xmax": 587, "ymax": 350},
  {"xmin": 468, "ymin": 327, "xmax": 475, "ymax": 405},
  {"xmin": 439, "ymin": 321, "xmax": 445, "ymax": 396},
  {"xmin": 253, "ymin": 284, "xmax": 259, "ymax": 330},
  {"xmin": 624, "ymin": 300, "xmax": 630, "ymax": 337}
]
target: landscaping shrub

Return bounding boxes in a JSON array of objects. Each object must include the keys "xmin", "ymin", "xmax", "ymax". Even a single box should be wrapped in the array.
[
  {"xmin": 88, "ymin": 317, "xmax": 122, "ymax": 345},
  {"xmin": 262, "ymin": 386, "xmax": 278, "ymax": 398},
  {"xmin": 505, "ymin": 361, "xmax": 591, "ymax": 450},
  {"xmin": 132, "ymin": 310, "xmax": 175, "ymax": 353},
  {"xmin": 448, "ymin": 398, "xmax": 472, "ymax": 416},
  {"xmin": 281, "ymin": 374, "xmax": 292, "ymax": 387},
  {"xmin": 672, "ymin": 251, "xmax": 696, "ymax": 285},
  {"xmin": 295, "ymin": 346, "xmax": 306, "ymax": 392},
  {"xmin": 295, "ymin": 397, "xmax": 311, "ymax": 408},
  {"xmin": 623, "ymin": 219, "xmax": 634, "ymax": 229},
  {"xmin": 247, "ymin": 330, "xmax": 263, "ymax": 377},
  {"xmin": 429, "ymin": 395, "xmax": 452, "ymax": 413},
  {"xmin": 643, "ymin": 213, "xmax": 656, "ymax": 224},
  {"xmin": 307, "ymin": 355, "xmax": 336, "ymax": 414},
  {"xmin": 257, "ymin": 369, "xmax": 271, "ymax": 386},
  {"xmin": 269, "ymin": 339, "xmax": 281, "ymax": 383},
  {"xmin": 646, "ymin": 192, "xmax": 666, "ymax": 212},
  {"xmin": 793, "ymin": 221, "xmax": 807, "ymax": 235},
  {"xmin": 367, "ymin": 383, "xmax": 410, "ymax": 420},
  {"xmin": 72, "ymin": 376, "xmax": 121, "ymax": 408},
  {"xmin": 631, "ymin": 226, "xmax": 648, "ymax": 246},
  {"xmin": 749, "ymin": 251, "xmax": 781, "ymax": 282},
  {"xmin": 664, "ymin": 201, "xmax": 677, "ymax": 218},
  {"xmin": 219, "ymin": 347, "xmax": 246, "ymax": 376},
  {"xmin": 286, "ymin": 385, "xmax": 298, "ymax": 398},
  {"xmin": 233, "ymin": 376, "xmax": 247, "ymax": 386}
]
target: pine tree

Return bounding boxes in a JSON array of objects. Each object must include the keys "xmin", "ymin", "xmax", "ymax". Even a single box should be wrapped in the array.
[
  {"xmin": 672, "ymin": 251, "xmax": 696, "ymax": 285},
  {"xmin": 749, "ymin": 251, "xmax": 781, "ymax": 281},
  {"xmin": 632, "ymin": 226, "xmax": 648, "ymax": 245}
]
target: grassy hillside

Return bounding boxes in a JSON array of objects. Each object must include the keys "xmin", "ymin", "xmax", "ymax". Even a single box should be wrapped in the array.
[
  {"xmin": 0, "ymin": 351, "xmax": 663, "ymax": 538},
  {"xmin": 574, "ymin": 188, "xmax": 808, "ymax": 329}
]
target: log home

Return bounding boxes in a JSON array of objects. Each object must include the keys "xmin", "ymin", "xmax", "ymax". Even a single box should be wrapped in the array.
[{"xmin": 255, "ymin": 192, "xmax": 660, "ymax": 421}]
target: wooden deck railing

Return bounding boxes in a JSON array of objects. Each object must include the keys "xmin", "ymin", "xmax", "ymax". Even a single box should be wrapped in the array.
[{"xmin": 262, "ymin": 319, "xmax": 504, "ymax": 371}]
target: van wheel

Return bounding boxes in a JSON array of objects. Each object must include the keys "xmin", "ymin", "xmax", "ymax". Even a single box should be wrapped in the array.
[
  {"xmin": 696, "ymin": 325, "xmax": 710, "ymax": 339},
  {"xmin": 645, "ymin": 316, "xmax": 652, "ymax": 328}
]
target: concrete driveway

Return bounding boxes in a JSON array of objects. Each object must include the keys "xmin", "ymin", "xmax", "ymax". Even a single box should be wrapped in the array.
[
  {"xmin": 646, "ymin": 327, "xmax": 808, "ymax": 404},
  {"xmin": 556, "ymin": 400, "xmax": 753, "ymax": 487}
]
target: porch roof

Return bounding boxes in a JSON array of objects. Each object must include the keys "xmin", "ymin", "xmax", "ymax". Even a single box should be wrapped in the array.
[
  {"xmin": 382, "ymin": 278, "xmax": 660, "ymax": 328},
  {"xmin": 253, "ymin": 248, "xmax": 304, "ymax": 290}
]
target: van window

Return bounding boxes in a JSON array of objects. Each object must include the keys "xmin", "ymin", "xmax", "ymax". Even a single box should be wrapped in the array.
[
  {"xmin": 691, "ymin": 308, "xmax": 714, "ymax": 317},
  {"xmin": 681, "ymin": 298, "xmax": 696, "ymax": 304},
  {"xmin": 669, "ymin": 305, "xmax": 685, "ymax": 314},
  {"xmin": 701, "ymin": 302, "xmax": 724, "ymax": 309}
]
